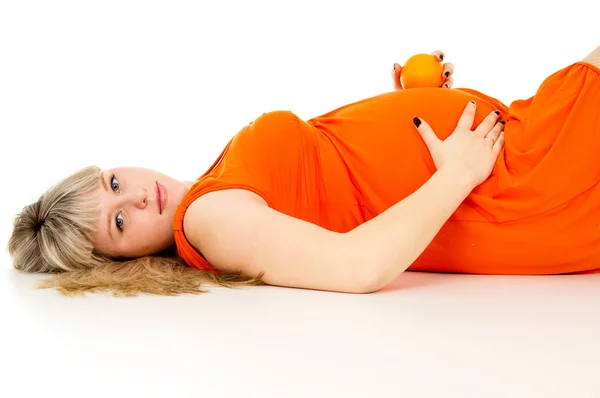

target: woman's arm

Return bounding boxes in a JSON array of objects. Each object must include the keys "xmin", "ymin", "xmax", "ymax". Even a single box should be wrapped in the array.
[
  {"xmin": 346, "ymin": 104, "xmax": 505, "ymax": 288},
  {"xmin": 345, "ymin": 164, "xmax": 476, "ymax": 288},
  {"xmin": 184, "ymin": 104, "xmax": 504, "ymax": 293},
  {"xmin": 184, "ymin": 167, "xmax": 475, "ymax": 294}
]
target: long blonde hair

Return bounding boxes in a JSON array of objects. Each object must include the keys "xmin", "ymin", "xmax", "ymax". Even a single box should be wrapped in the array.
[{"xmin": 7, "ymin": 165, "xmax": 262, "ymax": 296}]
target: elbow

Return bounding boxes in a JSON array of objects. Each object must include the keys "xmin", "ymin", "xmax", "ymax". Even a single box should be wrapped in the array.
[
  {"xmin": 352, "ymin": 260, "xmax": 389, "ymax": 294},
  {"xmin": 339, "ymin": 233, "xmax": 401, "ymax": 294},
  {"xmin": 354, "ymin": 279, "xmax": 381, "ymax": 294},
  {"xmin": 350, "ymin": 254, "xmax": 407, "ymax": 294}
]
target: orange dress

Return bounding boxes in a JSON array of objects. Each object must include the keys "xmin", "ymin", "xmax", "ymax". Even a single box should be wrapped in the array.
[{"xmin": 173, "ymin": 61, "xmax": 600, "ymax": 275}]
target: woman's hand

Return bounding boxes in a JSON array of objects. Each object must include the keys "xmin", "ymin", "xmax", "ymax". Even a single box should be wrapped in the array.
[
  {"xmin": 413, "ymin": 100, "xmax": 505, "ymax": 187},
  {"xmin": 392, "ymin": 50, "xmax": 454, "ymax": 90}
]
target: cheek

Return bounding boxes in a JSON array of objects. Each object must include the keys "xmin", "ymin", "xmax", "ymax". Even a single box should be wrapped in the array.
[{"xmin": 132, "ymin": 213, "xmax": 170, "ymax": 240}]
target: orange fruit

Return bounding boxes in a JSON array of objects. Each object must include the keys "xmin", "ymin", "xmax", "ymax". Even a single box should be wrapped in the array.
[{"xmin": 400, "ymin": 53, "xmax": 445, "ymax": 89}]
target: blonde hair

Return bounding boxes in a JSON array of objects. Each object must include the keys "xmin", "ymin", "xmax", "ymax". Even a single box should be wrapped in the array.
[{"xmin": 7, "ymin": 165, "xmax": 262, "ymax": 296}]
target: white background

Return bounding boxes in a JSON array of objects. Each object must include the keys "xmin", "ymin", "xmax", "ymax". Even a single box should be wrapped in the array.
[{"xmin": 1, "ymin": 1, "xmax": 599, "ymax": 397}]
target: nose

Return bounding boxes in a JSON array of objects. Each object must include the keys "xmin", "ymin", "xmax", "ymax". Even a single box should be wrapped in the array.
[{"xmin": 121, "ymin": 188, "xmax": 148, "ymax": 209}]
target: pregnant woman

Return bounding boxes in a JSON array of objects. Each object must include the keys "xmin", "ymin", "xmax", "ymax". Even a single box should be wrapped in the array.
[{"xmin": 8, "ymin": 46, "xmax": 600, "ymax": 296}]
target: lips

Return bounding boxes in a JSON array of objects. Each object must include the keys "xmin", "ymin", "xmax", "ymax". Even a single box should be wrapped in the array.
[
  {"xmin": 155, "ymin": 182, "xmax": 162, "ymax": 214},
  {"xmin": 156, "ymin": 182, "xmax": 168, "ymax": 215}
]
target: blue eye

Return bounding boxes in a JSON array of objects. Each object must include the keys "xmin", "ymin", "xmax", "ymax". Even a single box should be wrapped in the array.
[
  {"xmin": 110, "ymin": 175, "xmax": 120, "ymax": 192},
  {"xmin": 115, "ymin": 213, "xmax": 124, "ymax": 231},
  {"xmin": 110, "ymin": 174, "xmax": 123, "ymax": 231}
]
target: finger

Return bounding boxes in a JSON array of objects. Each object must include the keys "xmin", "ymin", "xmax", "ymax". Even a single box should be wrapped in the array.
[
  {"xmin": 443, "ymin": 76, "xmax": 454, "ymax": 89},
  {"xmin": 392, "ymin": 63, "xmax": 403, "ymax": 90},
  {"xmin": 442, "ymin": 62, "xmax": 454, "ymax": 79},
  {"xmin": 474, "ymin": 110, "xmax": 502, "ymax": 137},
  {"xmin": 457, "ymin": 100, "xmax": 477, "ymax": 130},
  {"xmin": 492, "ymin": 131, "xmax": 506, "ymax": 155},
  {"xmin": 413, "ymin": 117, "xmax": 441, "ymax": 150},
  {"xmin": 484, "ymin": 120, "xmax": 505, "ymax": 143},
  {"xmin": 431, "ymin": 50, "xmax": 445, "ymax": 62}
]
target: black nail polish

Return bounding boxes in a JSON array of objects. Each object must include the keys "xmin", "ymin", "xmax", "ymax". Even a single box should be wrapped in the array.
[
  {"xmin": 444, "ymin": 71, "xmax": 450, "ymax": 77},
  {"xmin": 494, "ymin": 110, "xmax": 500, "ymax": 115},
  {"xmin": 439, "ymin": 54, "xmax": 444, "ymax": 61},
  {"xmin": 500, "ymin": 120, "xmax": 505, "ymax": 125},
  {"xmin": 470, "ymin": 100, "xmax": 476, "ymax": 105},
  {"xmin": 413, "ymin": 117, "xmax": 421, "ymax": 128},
  {"xmin": 393, "ymin": 64, "xmax": 396, "ymax": 72}
]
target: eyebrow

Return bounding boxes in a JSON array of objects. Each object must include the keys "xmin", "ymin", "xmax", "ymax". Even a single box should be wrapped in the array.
[{"xmin": 100, "ymin": 172, "xmax": 113, "ymax": 241}]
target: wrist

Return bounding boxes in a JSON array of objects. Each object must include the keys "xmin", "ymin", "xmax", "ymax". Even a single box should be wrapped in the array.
[{"xmin": 436, "ymin": 165, "xmax": 479, "ymax": 191}]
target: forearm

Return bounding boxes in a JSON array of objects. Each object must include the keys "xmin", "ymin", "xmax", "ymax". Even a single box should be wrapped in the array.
[
  {"xmin": 583, "ymin": 45, "xmax": 600, "ymax": 68},
  {"xmin": 346, "ymin": 166, "xmax": 476, "ymax": 289}
]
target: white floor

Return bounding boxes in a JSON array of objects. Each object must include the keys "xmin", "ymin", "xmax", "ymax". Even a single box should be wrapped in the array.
[{"xmin": 1, "ymin": 267, "xmax": 599, "ymax": 398}]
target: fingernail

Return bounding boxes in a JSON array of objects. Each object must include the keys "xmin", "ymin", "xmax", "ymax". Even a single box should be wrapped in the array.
[
  {"xmin": 494, "ymin": 110, "xmax": 500, "ymax": 115},
  {"xmin": 439, "ymin": 54, "xmax": 444, "ymax": 61},
  {"xmin": 500, "ymin": 120, "xmax": 505, "ymax": 124},
  {"xmin": 444, "ymin": 71, "xmax": 450, "ymax": 77},
  {"xmin": 413, "ymin": 117, "xmax": 421, "ymax": 128},
  {"xmin": 393, "ymin": 64, "xmax": 396, "ymax": 72},
  {"xmin": 445, "ymin": 84, "xmax": 449, "ymax": 88},
  {"xmin": 470, "ymin": 100, "xmax": 476, "ymax": 105}
]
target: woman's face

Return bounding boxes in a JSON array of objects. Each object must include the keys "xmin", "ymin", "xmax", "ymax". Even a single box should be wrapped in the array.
[{"xmin": 90, "ymin": 167, "xmax": 191, "ymax": 258}]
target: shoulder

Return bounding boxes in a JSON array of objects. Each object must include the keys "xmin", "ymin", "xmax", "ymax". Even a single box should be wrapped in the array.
[
  {"xmin": 182, "ymin": 189, "xmax": 269, "ymax": 271},
  {"xmin": 183, "ymin": 189, "xmax": 267, "ymax": 245}
]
